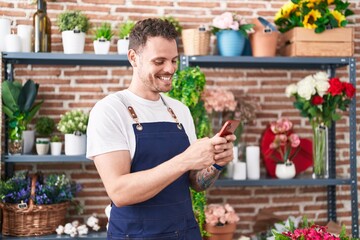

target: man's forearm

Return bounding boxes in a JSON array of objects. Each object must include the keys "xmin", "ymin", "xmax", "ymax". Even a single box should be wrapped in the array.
[{"xmin": 189, "ymin": 166, "xmax": 221, "ymax": 192}]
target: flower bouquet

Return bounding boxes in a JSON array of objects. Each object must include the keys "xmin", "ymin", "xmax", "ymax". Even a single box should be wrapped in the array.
[
  {"xmin": 271, "ymin": 216, "xmax": 351, "ymax": 240},
  {"xmin": 205, "ymin": 203, "xmax": 240, "ymax": 240},
  {"xmin": 210, "ymin": 12, "xmax": 254, "ymax": 56},
  {"xmin": 285, "ymin": 71, "xmax": 355, "ymax": 178},
  {"xmin": 0, "ymin": 171, "xmax": 81, "ymax": 236},
  {"xmin": 274, "ymin": 0, "xmax": 354, "ymax": 33}
]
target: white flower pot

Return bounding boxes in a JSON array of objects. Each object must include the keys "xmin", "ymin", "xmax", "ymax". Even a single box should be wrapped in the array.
[
  {"xmin": 36, "ymin": 138, "xmax": 50, "ymax": 155},
  {"xmin": 22, "ymin": 130, "xmax": 35, "ymax": 154},
  {"xmin": 61, "ymin": 30, "xmax": 86, "ymax": 54},
  {"xmin": 275, "ymin": 162, "xmax": 296, "ymax": 179},
  {"xmin": 93, "ymin": 40, "xmax": 110, "ymax": 54},
  {"xmin": 65, "ymin": 133, "xmax": 86, "ymax": 155},
  {"xmin": 117, "ymin": 39, "xmax": 129, "ymax": 54},
  {"xmin": 50, "ymin": 142, "xmax": 63, "ymax": 156}
]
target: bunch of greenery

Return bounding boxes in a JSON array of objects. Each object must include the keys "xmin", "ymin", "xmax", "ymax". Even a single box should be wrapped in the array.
[
  {"xmin": 57, "ymin": 109, "xmax": 89, "ymax": 135},
  {"xmin": 1, "ymin": 79, "xmax": 43, "ymax": 140},
  {"xmin": 35, "ymin": 116, "xmax": 55, "ymax": 137},
  {"xmin": 118, "ymin": 20, "xmax": 136, "ymax": 39},
  {"xmin": 167, "ymin": 66, "xmax": 211, "ymax": 237},
  {"xmin": 160, "ymin": 16, "xmax": 182, "ymax": 36},
  {"xmin": 274, "ymin": 0, "xmax": 354, "ymax": 33},
  {"xmin": 0, "ymin": 171, "xmax": 81, "ymax": 205},
  {"xmin": 50, "ymin": 135, "xmax": 61, "ymax": 142},
  {"xmin": 57, "ymin": 10, "xmax": 91, "ymax": 33},
  {"xmin": 93, "ymin": 22, "xmax": 113, "ymax": 41}
]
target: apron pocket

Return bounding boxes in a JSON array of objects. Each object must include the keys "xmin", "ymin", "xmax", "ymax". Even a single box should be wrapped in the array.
[{"xmin": 108, "ymin": 231, "xmax": 179, "ymax": 240}]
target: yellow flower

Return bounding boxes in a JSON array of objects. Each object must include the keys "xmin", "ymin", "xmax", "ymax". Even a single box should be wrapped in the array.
[
  {"xmin": 327, "ymin": 0, "xmax": 335, "ymax": 4},
  {"xmin": 331, "ymin": 10, "xmax": 346, "ymax": 27},
  {"xmin": 274, "ymin": 1, "xmax": 298, "ymax": 21},
  {"xmin": 302, "ymin": 9, "xmax": 322, "ymax": 29}
]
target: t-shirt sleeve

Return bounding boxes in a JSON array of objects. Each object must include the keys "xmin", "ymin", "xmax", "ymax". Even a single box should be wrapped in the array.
[{"xmin": 86, "ymin": 99, "xmax": 130, "ymax": 160}]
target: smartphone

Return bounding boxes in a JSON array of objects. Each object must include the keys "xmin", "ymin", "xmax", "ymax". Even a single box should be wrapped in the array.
[{"xmin": 218, "ymin": 120, "xmax": 240, "ymax": 137}]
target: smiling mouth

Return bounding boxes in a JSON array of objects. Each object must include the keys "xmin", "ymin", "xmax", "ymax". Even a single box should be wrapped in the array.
[{"xmin": 158, "ymin": 76, "xmax": 172, "ymax": 82}]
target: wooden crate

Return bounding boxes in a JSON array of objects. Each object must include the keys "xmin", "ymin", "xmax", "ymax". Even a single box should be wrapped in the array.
[{"xmin": 279, "ymin": 27, "xmax": 354, "ymax": 57}]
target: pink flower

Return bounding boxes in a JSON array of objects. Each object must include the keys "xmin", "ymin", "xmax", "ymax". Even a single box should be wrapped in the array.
[
  {"xmin": 205, "ymin": 203, "xmax": 239, "ymax": 226},
  {"xmin": 202, "ymin": 89, "xmax": 237, "ymax": 114},
  {"xmin": 268, "ymin": 118, "xmax": 301, "ymax": 163}
]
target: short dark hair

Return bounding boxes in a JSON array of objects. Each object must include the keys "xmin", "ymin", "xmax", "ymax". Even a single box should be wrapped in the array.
[{"xmin": 129, "ymin": 18, "xmax": 178, "ymax": 52}]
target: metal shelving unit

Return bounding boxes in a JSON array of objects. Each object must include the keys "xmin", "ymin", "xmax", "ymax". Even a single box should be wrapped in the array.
[
  {"xmin": 180, "ymin": 55, "xmax": 358, "ymax": 237},
  {"xmin": 1, "ymin": 53, "xmax": 358, "ymax": 237}
]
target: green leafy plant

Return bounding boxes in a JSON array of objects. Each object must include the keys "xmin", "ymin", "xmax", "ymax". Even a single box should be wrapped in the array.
[
  {"xmin": 118, "ymin": 20, "xmax": 135, "ymax": 39},
  {"xmin": 57, "ymin": 109, "xmax": 89, "ymax": 135},
  {"xmin": 274, "ymin": 0, "xmax": 354, "ymax": 33},
  {"xmin": 160, "ymin": 16, "xmax": 182, "ymax": 36},
  {"xmin": 50, "ymin": 135, "xmax": 61, "ymax": 142},
  {"xmin": 35, "ymin": 116, "xmax": 55, "ymax": 137},
  {"xmin": 167, "ymin": 66, "xmax": 211, "ymax": 237},
  {"xmin": 57, "ymin": 10, "xmax": 91, "ymax": 33},
  {"xmin": 93, "ymin": 22, "xmax": 113, "ymax": 41},
  {"xmin": 1, "ymin": 79, "xmax": 43, "ymax": 140}
]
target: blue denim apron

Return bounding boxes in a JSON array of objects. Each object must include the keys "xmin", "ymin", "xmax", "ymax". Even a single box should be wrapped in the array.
[{"xmin": 107, "ymin": 95, "xmax": 201, "ymax": 240}]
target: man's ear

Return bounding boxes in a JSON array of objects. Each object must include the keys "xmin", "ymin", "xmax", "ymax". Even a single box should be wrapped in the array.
[{"xmin": 128, "ymin": 49, "xmax": 137, "ymax": 67}]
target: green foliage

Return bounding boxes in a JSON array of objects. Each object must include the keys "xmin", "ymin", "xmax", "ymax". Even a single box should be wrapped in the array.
[
  {"xmin": 1, "ymin": 79, "xmax": 43, "ymax": 140},
  {"xmin": 50, "ymin": 135, "xmax": 61, "ymax": 142},
  {"xmin": 160, "ymin": 16, "xmax": 182, "ymax": 35},
  {"xmin": 118, "ymin": 20, "xmax": 135, "ymax": 39},
  {"xmin": 93, "ymin": 22, "xmax": 113, "ymax": 41},
  {"xmin": 57, "ymin": 109, "xmax": 89, "ymax": 134},
  {"xmin": 57, "ymin": 10, "xmax": 91, "ymax": 33},
  {"xmin": 35, "ymin": 116, "xmax": 55, "ymax": 137},
  {"xmin": 167, "ymin": 66, "xmax": 211, "ymax": 237}
]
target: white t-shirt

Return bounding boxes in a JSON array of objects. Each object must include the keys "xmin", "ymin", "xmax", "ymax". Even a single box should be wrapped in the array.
[{"xmin": 86, "ymin": 89, "xmax": 197, "ymax": 160}]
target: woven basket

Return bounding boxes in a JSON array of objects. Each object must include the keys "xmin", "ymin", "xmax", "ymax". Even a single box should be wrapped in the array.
[
  {"xmin": 182, "ymin": 28, "xmax": 211, "ymax": 56},
  {"xmin": 0, "ymin": 175, "xmax": 69, "ymax": 236}
]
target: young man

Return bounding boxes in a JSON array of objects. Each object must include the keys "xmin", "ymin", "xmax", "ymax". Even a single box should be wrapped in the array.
[{"xmin": 86, "ymin": 18, "xmax": 235, "ymax": 239}]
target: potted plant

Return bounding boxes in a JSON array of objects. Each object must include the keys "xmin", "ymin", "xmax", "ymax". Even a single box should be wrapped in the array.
[
  {"xmin": 204, "ymin": 203, "xmax": 240, "ymax": 240},
  {"xmin": 93, "ymin": 22, "xmax": 113, "ymax": 55},
  {"xmin": 0, "ymin": 171, "xmax": 81, "ymax": 236},
  {"xmin": 34, "ymin": 116, "xmax": 55, "ymax": 155},
  {"xmin": 210, "ymin": 12, "xmax": 254, "ymax": 56},
  {"xmin": 1, "ymin": 79, "xmax": 43, "ymax": 155},
  {"xmin": 56, "ymin": 10, "xmax": 90, "ymax": 54},
  {"xmin": 167, "ymin": 66, "xmax": 211, "ymax": 237},
  {"xmin": 57, "ymin": 109, "xmax": 89, "ymax": 155},
  {"xmin": 117, "ymin": 20, "xmax": 135, "ymax": 54},
  {"xmin": 50, "ymin": 135, "xmax": 62, "ymax": 156}
]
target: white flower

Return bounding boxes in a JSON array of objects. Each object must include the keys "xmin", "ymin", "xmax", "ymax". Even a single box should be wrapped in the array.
[
  {"xmin": 313, "ymin": 71, "xmax": 328, "ymax": 82},
  {"xmin": 77, "ymin": 224, "xmax": 88, "ymax": 236},
  {"xmin": 56, "ymin": 225, "xmax": 64, "ymax": 235},
  {"xmin": 92, "ymin": 224, "xmax": 101, "ymax": 231},
  {"xmin": 72, "ymin": 220, "xmax": 79, "ymax": 227},
  {"xmin": 297, "ymin": 75, "xmax": 316, "ymax": 100},
  {"xmin": 285, "ymin": 84, "xmax": 297, "ymax": 97},
  {"xmin": 86, "ymin": 214, "xmax": 99, "ymax": 228},
  {"xmin": 238, "ymin": 236, "xmax": 251, "ymax": 240}
]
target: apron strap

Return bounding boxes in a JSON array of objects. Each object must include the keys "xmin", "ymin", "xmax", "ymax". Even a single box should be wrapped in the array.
[{"xmin": 160, "ymin": 95, "xmax": 183, "ymax": 130}]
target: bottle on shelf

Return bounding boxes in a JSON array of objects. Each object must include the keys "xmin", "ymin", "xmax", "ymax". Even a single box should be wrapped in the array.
[{"xmin": 33, "ymin": 0, "xmax": 51, "ymax": 52}]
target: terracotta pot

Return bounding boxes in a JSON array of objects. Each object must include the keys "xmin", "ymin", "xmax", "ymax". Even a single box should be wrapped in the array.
[
  {"xmin": 250, "ymin": 18, "xmax": 279, "ymax": 57},
  {"xmin": 205, "ymin": 223, "xmax": 237, "ymax": 240}
]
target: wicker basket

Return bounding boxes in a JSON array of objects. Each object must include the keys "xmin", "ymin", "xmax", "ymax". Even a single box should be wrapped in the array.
[
  {"xmin": 0, "ymin": 175, "xmax": 69, "ymax": 236},
  {"xmin": 182, "ymin": 28, "xmax": 211, "ymax": 56}
]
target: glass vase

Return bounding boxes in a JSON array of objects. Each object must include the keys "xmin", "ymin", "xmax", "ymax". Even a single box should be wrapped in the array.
[{"xmin": 312, "ymin": 124, "xmax": 329, "ymax": 179}]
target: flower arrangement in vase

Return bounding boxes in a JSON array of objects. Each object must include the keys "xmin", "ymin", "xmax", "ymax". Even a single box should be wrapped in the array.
[
  {"xmin": 210, "ymin": 12, "xmax": 254, "ymax": 56},
  {"xmin": 274, "ymin": 0, "xmax": 354, "ymax": 33},
  {"xmin": 202, "ymin": 89, "xmax": 237, "ymax": 134},
  {"xmin": 205, "ymin": 203, "xmax": 239, "ymax": 240},
  {"xmin": 57, "ymin": 109, "xmax": 89, "ymax": 155},
  {"xmin": 266, "ymin": 118, "xmax": 300, "ymax": 179},
  {"xmin": 285, "ymin": 71, "xmax": 355, "ymax": 178}
]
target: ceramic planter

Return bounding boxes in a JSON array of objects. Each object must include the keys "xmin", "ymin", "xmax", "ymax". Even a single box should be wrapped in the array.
[
  {"xmin": 61, "ymin": 30, "xmax": 86, "ymax": 54},
  {"xmin": 275, "ymin": 161, "xmax": 296, "ymax": 179},
  {"xmin": 22, "ymin": 130, "xmax": 35, "ymax": 154},
  {"xmin": 50, "ymin": 142, "xmax": 63, "ymax": 156},
  {"xmin": 36, "ymin": 138, "xmax": 50, "ymax": 155},
  {"xmin": 117, "ymin": 39, "xmax": 129, "ymax": 54},
  {"xmin": 64, "ymin": 133, "xmax": 86, "ymax": 155},
  {"xmin": 93, "ymin": 39, "xmax": 110, "ymax": 54}
]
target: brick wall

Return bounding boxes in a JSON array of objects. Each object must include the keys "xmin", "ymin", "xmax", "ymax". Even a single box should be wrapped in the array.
[{"xmin": 0, "ymin": 0, "xmax": 359, "ymax": 238}]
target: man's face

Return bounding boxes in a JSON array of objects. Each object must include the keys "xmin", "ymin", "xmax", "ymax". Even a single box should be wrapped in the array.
[{"xmin": 132, "ymin": 37, "xmax": 178, "ymax": 98}]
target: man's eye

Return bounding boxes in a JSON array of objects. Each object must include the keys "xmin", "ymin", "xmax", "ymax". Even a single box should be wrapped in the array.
[{"xmin": 154, "ymin": 61, "xmax": 164, "ymax": 65}]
